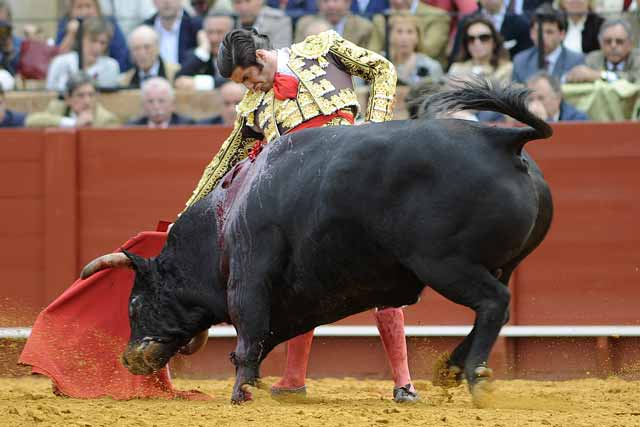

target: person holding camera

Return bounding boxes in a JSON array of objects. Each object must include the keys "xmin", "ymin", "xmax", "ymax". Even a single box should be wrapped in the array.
[{"xmin": 388, "ymin": 13, "xmax": 443, "ymax": 86}]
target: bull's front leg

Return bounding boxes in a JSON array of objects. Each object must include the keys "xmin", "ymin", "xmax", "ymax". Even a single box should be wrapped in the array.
[{"xmin": 227, "ymin": 279, "xmax": 275, "ymax": 404}]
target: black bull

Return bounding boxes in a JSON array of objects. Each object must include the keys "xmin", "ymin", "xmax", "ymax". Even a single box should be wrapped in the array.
[{"xmin": 81, "ymin": 82, "xmax": 553, "ymax": 406}]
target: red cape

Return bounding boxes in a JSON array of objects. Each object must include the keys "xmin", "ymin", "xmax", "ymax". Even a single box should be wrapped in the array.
[{"xmin": 19, "ymin": 229, "xmax": 209, "ymax": 400}]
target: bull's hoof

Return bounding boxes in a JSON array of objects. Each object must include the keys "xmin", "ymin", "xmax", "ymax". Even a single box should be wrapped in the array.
[
  {"xmin": 470, "ymin": 366, "xmax": 496, "ymax": 408},
  {"xmin": 231, "ymin": 384, "xmax": 254, "ymax": 404},
  {"xmin": 470, "ymin": 379, "xmax": 496, "ymax": 408},
  {"xmin": 270, "ymin": 385, "xmax": 307, "ymax": 396},
  {"xmin": 432, "ymin": 353, "xmax": 463, "ymax": 389},
  {"xmin": 393, "ymin": 384, "xmax": 419, "ymax": 403}
]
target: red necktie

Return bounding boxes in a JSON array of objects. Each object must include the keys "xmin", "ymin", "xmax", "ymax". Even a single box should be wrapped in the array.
[{"xmin": 273, "ymin": 72, "xmax": 299, "ymax": 100}]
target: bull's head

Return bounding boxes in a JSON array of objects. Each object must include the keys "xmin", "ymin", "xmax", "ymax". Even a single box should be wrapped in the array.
[{"xmin": 80, "ymin": 251, "xmax": 214, "ymax": 375}]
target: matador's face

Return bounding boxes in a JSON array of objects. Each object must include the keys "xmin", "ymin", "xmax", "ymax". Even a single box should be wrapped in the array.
[{"xmin": 230, "ymin": 49, "xmax": 277, "ymax": 93}]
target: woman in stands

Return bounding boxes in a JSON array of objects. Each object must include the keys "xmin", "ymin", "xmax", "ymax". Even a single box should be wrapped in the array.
[
  {"xmin": 56, "ymin": 0, "xmax": 130, "ymax": 71},
  {"xmin": 448, "ymin": 15, "xmax": 512, "ymax": 83},
  {"xmin": 388, "ymin": 13, "xmax": 443, "ymax": 86},
  {"xmin": 46, "ymin": 17, "xmax": 120, "ymax": 92}
]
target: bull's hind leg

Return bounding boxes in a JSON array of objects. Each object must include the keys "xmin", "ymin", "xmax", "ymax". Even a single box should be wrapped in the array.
[
  {"xmin": 409, "ymin": 259, "xmax": 510, "ymax": 407},
  {"xmin": 433, "ymin": 269, "xmax": 513, "ymax": 389}
]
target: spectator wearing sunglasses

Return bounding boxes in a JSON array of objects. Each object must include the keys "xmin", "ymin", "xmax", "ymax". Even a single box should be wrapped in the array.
[
  {"xmin": 448, "ymin": 15, "xmax": 512, "ymax": 83},
  {"xmin": 566, "ymin": 18, "xmax": 640, "ymax": 83}
]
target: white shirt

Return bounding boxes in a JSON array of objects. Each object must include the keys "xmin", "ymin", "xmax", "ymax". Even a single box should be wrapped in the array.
[
  {"xmin": 276, "ymin": 48, "xmax": 296, "ymax": 78},
  {"xmin": 138, "ymin": 60, "xmax": 160, "ymax": 81},
  {"xmin": 564, "ymin": 16, "xmax": 587, "ymax": 54},
  {"xmin": 154, "ymin": 11, "xmax": 183, "ymax": 65},
  {"xmin": 356, "ymin": 0, "xmax": 370, "ymax": 14},
  {"xmin": 334, "ymin": 16, "xmax": 347, "ymax": 36},
  {"xmin": 98, "ymin": 0, "xmax": 157, "ymax": 34},
  {"xmin": 489, "ymin": 4, "xmax": 507, "ymax": 32},
  {"xmin": 545, "ymin": 45, "xmax": 563, "ymax": 74}
]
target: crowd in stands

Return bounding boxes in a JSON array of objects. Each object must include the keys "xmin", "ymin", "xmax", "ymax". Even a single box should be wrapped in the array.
[{"xmin": 1, "ymin": 0, "xmax": 640, "ymax": 128}]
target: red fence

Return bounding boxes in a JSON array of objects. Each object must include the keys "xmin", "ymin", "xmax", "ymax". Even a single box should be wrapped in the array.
[{"xmin": 1, "ymin": 122, "xmax": 639, "ymax": 379}]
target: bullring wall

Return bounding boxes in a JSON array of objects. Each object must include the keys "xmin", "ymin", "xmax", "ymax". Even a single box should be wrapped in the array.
[{"xmin": 0, "ymin": 123, "xmax": 639, "ymax": 380}]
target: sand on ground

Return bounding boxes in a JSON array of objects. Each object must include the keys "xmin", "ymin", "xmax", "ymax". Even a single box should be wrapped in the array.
[{"xmin": 0, "ymin": 376, "xmax": 639, "ymax": 427}]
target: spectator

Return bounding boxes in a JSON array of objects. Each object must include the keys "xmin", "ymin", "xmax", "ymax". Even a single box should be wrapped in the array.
[
  {"xmin": 120, "ymin": 25, "xmax": 180, "ymax": 88},
  {"xmin": 0, "ymin": 1, "xmax": 21, "ymax": 76},
  {"xmin": 56, "ymin": 0, "xmax": 130, "ymax": 71},
  {"xmin": 98, "ymin": 0, "xmax": 157, "ymax": 35},
  {"xmin": 266, "ymin": 0, "xmax": 318, "ymax": 20},
  {"xmin": 0, "ymin": 86, "xmax": 25, "ymax": 127},
  {"xmin": 143, "ymin": 0, "xmax": 202, "ymax": 66},
  {"xmin": 350, "ymin": 0, "xmax": 389, "ymax": 17},
  {"xmin": 566, "ymin": 18, "xmax": 640, "ymax": 83},
  {"xmin": 526, "ymin": 71, "xmax": 589, "ymax": 120},
  {"xmin": 128, "ymin": 76, "xmax": 195, "ymax": 127},
  {"xmin": 233, "ymin": 0, "xmax": 292, "ymax": 48},
  {"xmin": 369, "ymin": 0, "xmax": 450, "ymax": 63},
  {"xmin": 423, "ymin": 0, "xmax": 478, "ymax": 43},
  {"xmin": 174, "ymin": 13, "xmax": 233, "ymax": 90},
  {"xmin": 47, "ymin": 17, "xmax": 120, "ymax": 92},
  {"xmin": 449, "ymin": 15, "xmax": 513, "ymax": 83},
  {"xmin": 23, "ymin": 24, "xmax": 46, "ymax": 42},
  {"xmin": 449, "ymin": 0, "xmax": 532, "ymax": 65},
  {"xmin": 512, "ymin": 4, "xmax": 584, "ymax": 83},
  {"xmin": 388, "ymin": 13, "xmax": 443, "ymax": 85},
  {"xmin": 197, "ymin": 81, "xmax": 246, "ymax": 124},
  {"xmin": 559, "ymin": 0, "xmax": 604, "ymax": 54},
  {"xmin": 297, "ymin": 16, "xmax": 333, "ymax": 39},
  {"xmin": 294, "ymin": 0, "xmax": 373, "ymax": 48},
  {"xmin": 27, "ymin": 71, "xmax": 119, "ymax": 128}
]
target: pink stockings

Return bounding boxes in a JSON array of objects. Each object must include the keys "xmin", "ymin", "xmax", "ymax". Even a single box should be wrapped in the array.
[{"xmin": 271, "ymin": 307, "xmax": 414, "ymax": 392}]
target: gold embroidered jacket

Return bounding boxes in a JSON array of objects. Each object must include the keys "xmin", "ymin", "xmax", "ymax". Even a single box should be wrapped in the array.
[{"xmin": 185, "ymin": 30, "xmax": 397, "ymax": 208}]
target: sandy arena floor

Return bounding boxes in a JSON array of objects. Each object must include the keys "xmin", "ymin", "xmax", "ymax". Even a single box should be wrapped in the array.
[{"xmin": 0, "ymin": 376, "xmax": 639, "ymax": 427}]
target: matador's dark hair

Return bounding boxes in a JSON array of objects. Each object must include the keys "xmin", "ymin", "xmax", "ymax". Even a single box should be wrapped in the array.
[{"xmin": 217, "ymin": 28, "xmax": 272, "ymax": 78}]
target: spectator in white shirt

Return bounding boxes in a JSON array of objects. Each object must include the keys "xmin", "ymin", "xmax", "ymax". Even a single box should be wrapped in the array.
[
  {"xmin": 143, "ymin": 0, "xmax": 202, "ymax": 65},
  {"xmin": 47, "ymin": 17, "xmax": 120, "ymax": 92}
]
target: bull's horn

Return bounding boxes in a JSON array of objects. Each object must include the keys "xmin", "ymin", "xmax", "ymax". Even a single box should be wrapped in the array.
[
  {"xmin": 80, "ymin": 252, "xmax": 132, "ymax": 279},
  {"xmin": 178, "ymin": 330, "xmax": 209, "ymax": 355}
]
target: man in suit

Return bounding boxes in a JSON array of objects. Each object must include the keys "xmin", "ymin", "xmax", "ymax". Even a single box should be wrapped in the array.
[
  {"xmin": 448, "ymin": 0, "xmax": 532, "ymax": 64},
  {"xmin": 232, "ymin": 0, "xmax": 292, "ymax": 48},
  {"xmin": 197, "ymin": 81, "xmax": 247, "ymax": 125},
  {"xmin": 120, "ymin": 25, "xmax": 180, "ymax": 89},
  {"xmin": 369, "ymin": 0, "xmax": 450, "ymax": 63},
  {"xmin": 128, "ymin": 77, "xmax": 195, "ymax": 127},
  {"xmin": 174, "ymin": 13, "xmax": 234, "ymax": 91},
  {"xmin": 143, "ymin": 0, "xmax": 202, "ymax": 66},
  {"xmin": 566, "ymin": 18, "xmax": 640, "ymax": 84},
  {"xmin": 294, "ymin": 0, "xmax": 374, "ymax": 48},
  {"xmin": 527, "ymin": 71, "xmax": 589, "ymax": 121},
  {"xmin": 512, "ymin": 4, "xmax": 584, "ymax": 83}
]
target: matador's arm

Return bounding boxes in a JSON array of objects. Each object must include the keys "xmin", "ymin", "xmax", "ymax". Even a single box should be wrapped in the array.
[
  {"xmin": 329, "ymin": 35, "xmax": 397, "ymax": 122},
  {"xmin": 184, "ymin": 114, "xmax": 262, "ymax": 209}
]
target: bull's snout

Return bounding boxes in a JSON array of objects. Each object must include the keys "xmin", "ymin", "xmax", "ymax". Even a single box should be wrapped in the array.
[{"xmin": 121, "ymin": 340, "xmax": 169, "ymax": 375}]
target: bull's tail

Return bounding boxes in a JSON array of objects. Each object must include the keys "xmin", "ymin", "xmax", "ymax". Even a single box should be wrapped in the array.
[{"xmin": 420, "ymin": 78, "xmax": 553, "ymax": 144}]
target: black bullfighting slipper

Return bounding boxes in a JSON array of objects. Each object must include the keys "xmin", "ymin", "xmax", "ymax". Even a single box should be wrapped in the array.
[
  {"xmin": 393, "ymin": 384, "xmax": 419, "ymax": 403},
  {"xmin": 270, "ymin": 385, "xmax": 307, "ymax": 396}
]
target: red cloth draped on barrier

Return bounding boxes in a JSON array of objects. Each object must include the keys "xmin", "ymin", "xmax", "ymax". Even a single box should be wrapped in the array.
[
  {"xmin": 18, "ymin": 108, "xmax": 354, "ymax": 399},
  {"xmin": 19, "ymin": 228, "xmax": 209, "ymax": 400}
]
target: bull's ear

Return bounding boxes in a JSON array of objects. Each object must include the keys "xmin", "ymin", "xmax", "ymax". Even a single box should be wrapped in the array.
[{"xmin": 122, "ymin": 250, "xmax": 149, "ymax": 273}]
